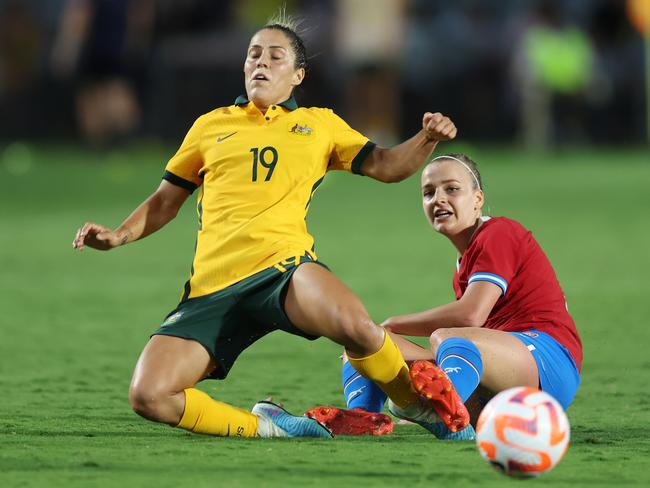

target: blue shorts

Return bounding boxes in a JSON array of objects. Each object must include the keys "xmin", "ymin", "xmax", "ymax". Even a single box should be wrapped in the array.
[{"xmin": 510, "ymin": 329, "xmax": 580, "ymax": 410}]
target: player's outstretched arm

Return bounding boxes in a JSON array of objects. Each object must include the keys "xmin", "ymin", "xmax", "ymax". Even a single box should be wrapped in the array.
[
  {"xmin": 72, "ymin": 180, "xmax": 191, "ymax": 251},
  {"xmin": 361, "ymin": 112, "xmax": 457, "ymax": 183},
  {"xmin": 381, "ymin": 281, "xmax": 501, "ymax": 336}
]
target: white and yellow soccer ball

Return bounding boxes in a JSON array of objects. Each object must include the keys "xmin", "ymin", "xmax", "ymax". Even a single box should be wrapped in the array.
[{"xmin": 476, "ymin": 387, "xmax": 570, "ymax": 478}]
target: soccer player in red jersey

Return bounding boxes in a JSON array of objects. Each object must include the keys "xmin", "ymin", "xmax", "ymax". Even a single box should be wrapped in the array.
[{"xmin": 309, "ymin": 153, "xmax": 582, "ymax": 438}]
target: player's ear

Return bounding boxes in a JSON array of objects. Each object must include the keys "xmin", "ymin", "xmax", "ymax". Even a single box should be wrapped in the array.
[
  {"xmin": 474, "ymin": 190, "xmax": 484, "ymax": 211},
  {"xmin": 292, "ymin": 68, "xmax": 305, "ymax": 87}
]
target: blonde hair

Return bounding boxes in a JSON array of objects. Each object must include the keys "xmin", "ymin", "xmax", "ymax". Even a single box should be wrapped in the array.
[{"xmin": 430, "ymin": 153, "xmax": 483, "ymax": 191}]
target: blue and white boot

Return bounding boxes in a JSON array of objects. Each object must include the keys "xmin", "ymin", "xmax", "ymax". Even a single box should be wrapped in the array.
[
  {"xmin": 252, "ymin": 400, "xmax": 333, "ymax": 438},
  {"xmin": 388, "ymin": 398, "xmax": 476, "ymax": 441}
]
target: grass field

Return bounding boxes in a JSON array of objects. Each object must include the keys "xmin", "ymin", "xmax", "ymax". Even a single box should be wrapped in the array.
[{"xmin": 1, "ymin": 144, "xmax": 649, "ymax": 487}]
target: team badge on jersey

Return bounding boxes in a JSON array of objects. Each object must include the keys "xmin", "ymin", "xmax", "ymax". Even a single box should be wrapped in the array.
[
  {"xmin": 162, "ymin": 311, "xmax": 183, "ymax": 327},
  {"xmin": 289, "ymin": 123, "xmax": 313, "ymax": 136}
]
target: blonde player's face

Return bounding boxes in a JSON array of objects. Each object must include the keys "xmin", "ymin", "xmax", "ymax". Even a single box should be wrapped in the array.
[
  {"xmin": 244, "ymin": 29, "xmax": 304, "ymax": 110},
  {"xmin": 421, "ymin": 161, "xmax": 484, "ymax": 237}
]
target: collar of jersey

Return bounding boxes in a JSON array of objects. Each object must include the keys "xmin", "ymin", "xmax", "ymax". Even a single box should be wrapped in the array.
[{"xmin": 234, "ymin": 95, "xmax": 298, "ymax": 111}]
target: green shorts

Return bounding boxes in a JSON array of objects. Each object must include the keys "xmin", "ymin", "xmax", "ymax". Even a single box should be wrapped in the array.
[{"xmin": 152, "ymin": 254, "xmax": 325, "ymax": 379}]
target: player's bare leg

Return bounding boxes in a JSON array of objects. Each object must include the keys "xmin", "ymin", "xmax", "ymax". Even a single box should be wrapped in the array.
[
  {"xmin": 393, "ymin": 327, "xmax": 537, "ymax": 433},
  {"xmin": 129, "ymin": 335, "xmax": 216, "ymax": 425},
  {"xmin": 388, "ymin": 333, "xmax": 433, "ymax": 361},
  {"xmin": 394, "ymin": 327, "xmax": 536, "ymax": 432},
  {"xmin": 429, "ymin": 327, "xmax": 539, "ymax": 392},
  {"xmin": 129, "ymin": 335, "xmax": 331, "ymax": 438},
  {"xmin": 283, "ymin": 263, "xmax": 384, "ymax": 356},
  {"xmin": 284, "ymin": 263, "xmax": 467, "ymax": 429}
]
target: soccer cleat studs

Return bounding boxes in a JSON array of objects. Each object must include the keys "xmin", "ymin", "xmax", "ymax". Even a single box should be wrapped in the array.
[
  {"xmin": 304, "ymin": 406, "xmax": 393, "ymax": 436},
  {"xmin": 409, "ymin": 360, "xmax": 470, "ymax": 432}
]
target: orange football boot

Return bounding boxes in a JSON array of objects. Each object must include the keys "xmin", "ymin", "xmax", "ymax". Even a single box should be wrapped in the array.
[
  {"xmin": 304, "ymin": 406, "xmax": 393, "ymax": 436},
  {"xmin": 409, "ymin": 360, "xmax": 470, "ymax": 432}
]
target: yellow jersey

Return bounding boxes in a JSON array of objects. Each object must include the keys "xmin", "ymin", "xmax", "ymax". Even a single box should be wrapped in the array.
[{"xmin": 164, "ymin": 96, "xmax": 375, "ymax": 300}]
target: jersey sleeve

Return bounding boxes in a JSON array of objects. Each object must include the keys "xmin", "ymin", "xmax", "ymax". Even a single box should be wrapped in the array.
[
  {"xmin": 464, "ymin": 228, "xmax": 520, "ymax": 296},
  {"xmin": 325, "ymin": 110, "xmax": 376, "ymax": 174},
  {"xmin": 163, "ymin": 116, "xmax": 205, "ymax": 193}
]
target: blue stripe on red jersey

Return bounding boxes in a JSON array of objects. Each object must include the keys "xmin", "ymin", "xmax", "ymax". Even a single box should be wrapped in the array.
[{"xmin": 468, "ymin": 272, "xmax": 508, "ymax": 295}]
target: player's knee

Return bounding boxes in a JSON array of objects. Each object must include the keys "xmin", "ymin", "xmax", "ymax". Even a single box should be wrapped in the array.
[
  {"xmin": 335, "ymin": 308, "xmax": 382, "ymax": 351},
  {"xmin": 128, "ymin": 382, "xmax": 171, "ymax": 422},
  {"xmin": 429, "ymin": 328, "xmax": 456, "ymax": 354}
]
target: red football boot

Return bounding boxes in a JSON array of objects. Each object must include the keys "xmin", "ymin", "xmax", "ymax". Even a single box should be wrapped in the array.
[
  {"xmin": 304, "ymin": 406, "xmax": 394, "ymax": 436},
  {"xmin": 409, "ymin": 360, "xmax": 470, "ymax": 432}
]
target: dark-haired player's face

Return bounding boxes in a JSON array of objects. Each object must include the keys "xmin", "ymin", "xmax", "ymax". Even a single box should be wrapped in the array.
[
  {"xmin": 244, "ymin": 29, "xmax": 304, "ymax": 109},
  {"xmin": 421, "ymin": 161, "xmax": 484, "ymax": 237}
]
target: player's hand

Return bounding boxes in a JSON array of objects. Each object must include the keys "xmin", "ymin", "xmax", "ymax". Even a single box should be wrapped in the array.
[
  {"xmin": 72, "ymin": 222, "xmax": 124, "ymax": 251},
  {"xmin": 380, "ymin": 317, "xmax": 396, "ymax": 331},
  {"xmin": 422, "ymin": 112, "xmax": 457, "ymax": 142}
]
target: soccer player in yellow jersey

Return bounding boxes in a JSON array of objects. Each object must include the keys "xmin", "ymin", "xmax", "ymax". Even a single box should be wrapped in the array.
[{"xmin": 72, "ymin": 13, "xmax": 460, "ymax": 438}]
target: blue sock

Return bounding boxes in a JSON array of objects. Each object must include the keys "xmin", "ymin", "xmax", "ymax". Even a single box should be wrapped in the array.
[
  {"xmin": 436, "ymin": 338, "xmax": 483, "ymax": 402},
  {"xmin": 342, "ymin": 360, "xmax": 387, "ymax": 412}
]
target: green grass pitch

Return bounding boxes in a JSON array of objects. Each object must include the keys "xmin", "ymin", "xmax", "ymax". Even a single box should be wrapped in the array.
[{"xmin": 1, "ymin": 144, "xmax": 649, "ymax": 487}]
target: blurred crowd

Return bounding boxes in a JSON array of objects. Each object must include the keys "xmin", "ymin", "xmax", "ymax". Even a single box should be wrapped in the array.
[{"xmin": 0, "ymin": 0, "xmax": 646, "ymax": 148}]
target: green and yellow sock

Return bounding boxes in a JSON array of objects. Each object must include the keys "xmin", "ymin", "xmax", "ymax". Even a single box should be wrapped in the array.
[
  {"xmin": 347, "ymin": 332, "xmax": 418, "ymax": 409},
  {"xmin": 176, "ymin": 388, "xmax": 258, "ymax": 437}
]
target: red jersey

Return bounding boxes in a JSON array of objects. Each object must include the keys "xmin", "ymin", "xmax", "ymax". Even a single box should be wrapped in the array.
[{"xmin": 453, "ymin": 217, "xmax": 583, "ymax": 370}]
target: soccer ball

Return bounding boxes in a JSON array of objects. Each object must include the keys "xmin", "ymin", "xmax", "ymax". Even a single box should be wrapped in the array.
[{"xmin": 476, "ymin": 387, "xmax": 570, "ymax": 478}]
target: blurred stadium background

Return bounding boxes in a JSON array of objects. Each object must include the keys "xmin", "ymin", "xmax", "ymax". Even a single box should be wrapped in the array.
[{"xmin": 0, "ymin": 0, "xmax": 648, "ymax": 148}]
